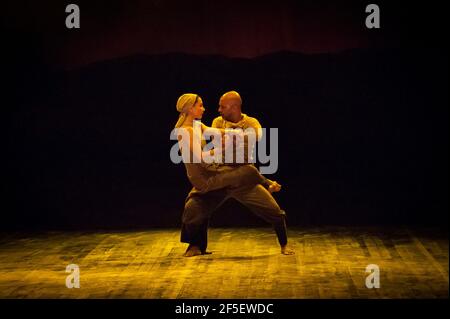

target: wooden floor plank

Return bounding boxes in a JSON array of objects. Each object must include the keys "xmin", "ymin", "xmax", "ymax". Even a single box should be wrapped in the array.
[{"xmin": 0, "ymin": 227, "xmax": 447, "ymax": 298}]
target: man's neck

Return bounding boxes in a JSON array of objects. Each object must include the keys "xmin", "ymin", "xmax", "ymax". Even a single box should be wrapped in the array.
[{"xmin": 227, "ymin": 113, "xmax": 243, "ymax": 123}]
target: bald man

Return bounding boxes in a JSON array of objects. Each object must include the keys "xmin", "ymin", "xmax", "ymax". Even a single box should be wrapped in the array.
[{"xmin": 181, "ymin": 91, "xmax": 294, "ymax": 256}]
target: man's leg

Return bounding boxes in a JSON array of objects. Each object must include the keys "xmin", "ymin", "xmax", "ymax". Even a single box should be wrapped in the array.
[
  {"xmin": 181, "ymin": 188, "xmax": 227, "ymax": 256},
  {"xmin": 228, "ymin": 184, "xmax": 295, "ymax": 255}
]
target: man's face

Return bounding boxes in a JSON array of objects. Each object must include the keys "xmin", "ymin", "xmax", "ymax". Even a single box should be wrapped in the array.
[{"xmin": 218, "ymin": 98, "xmax": 236, "ymax": 121}]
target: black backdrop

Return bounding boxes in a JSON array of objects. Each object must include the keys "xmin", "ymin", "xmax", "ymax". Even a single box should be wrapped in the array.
[{"xmin": 3, "ymin": 1, "xmax": 448, "ymax": 231}]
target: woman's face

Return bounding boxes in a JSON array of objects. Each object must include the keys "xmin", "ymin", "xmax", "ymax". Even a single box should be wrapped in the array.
[{"xmin": 189, "ymin": 97, "xmax": 205, "ymax": 119}]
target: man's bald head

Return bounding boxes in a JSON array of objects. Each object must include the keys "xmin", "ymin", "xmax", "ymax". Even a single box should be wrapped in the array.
[
  {"xmin": 218, "ymin": 91, "xmax": 243, "ymax": 122},
  {"xmin": 220, "ymin": 91, "xmax": 242, "ymax": 108}
]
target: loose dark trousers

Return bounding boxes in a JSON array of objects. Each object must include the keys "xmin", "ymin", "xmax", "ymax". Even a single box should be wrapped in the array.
[{"xmin": 180, "ymin": 183, "xmax": 288, "ymax": 252}]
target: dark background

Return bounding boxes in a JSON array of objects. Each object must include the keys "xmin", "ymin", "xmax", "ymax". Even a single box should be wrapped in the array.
[{"xmin": 2, "ymin": 0, "xmax": 448, "ymax": 230}]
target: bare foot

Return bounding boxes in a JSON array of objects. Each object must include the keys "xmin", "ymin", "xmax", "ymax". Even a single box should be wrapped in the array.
[
  {"xmin": 268, "ymin": 181, "xmax": 282, "ymax": 193},
  {"xmin": 281, "ymin": 245, "xmax": 295, "ymax": 255},
  {"xmin": 184, "ymin": 245, "xmax": 202, "ymax": 257}
]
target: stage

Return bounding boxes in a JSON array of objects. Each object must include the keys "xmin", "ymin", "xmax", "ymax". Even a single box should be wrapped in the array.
[{"xmin": 0, "ymin": 227, "xmax": 447, "ymax": 298}]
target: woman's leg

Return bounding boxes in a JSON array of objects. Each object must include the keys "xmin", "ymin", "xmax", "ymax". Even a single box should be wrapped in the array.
[
  {"xmin": 181, "ymin": 188, "xmax": 227, "ymax": 256},
  {"xmin": 197, "ymin": 164, "xmax": 267, "ymax": 193}
]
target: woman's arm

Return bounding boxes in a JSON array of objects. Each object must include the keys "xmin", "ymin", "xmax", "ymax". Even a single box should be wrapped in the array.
[{"xmin": 177, "ymin": 126, "xmax": 221, "ymax": 163}]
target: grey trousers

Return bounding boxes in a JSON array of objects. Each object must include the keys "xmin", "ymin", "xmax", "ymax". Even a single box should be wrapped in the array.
[{"xmin": 180, "ymin": 183, "xmax": 288, "ymax": 252}]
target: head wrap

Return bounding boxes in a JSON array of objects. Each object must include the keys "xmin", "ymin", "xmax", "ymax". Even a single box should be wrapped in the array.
[{"xmin": 174, "ymin": 93, "xmax": 198, "ymax": 128}]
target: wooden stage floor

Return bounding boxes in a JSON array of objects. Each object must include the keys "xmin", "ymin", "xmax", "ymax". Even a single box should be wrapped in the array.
[{"xmin": 0, "ymin": 227, "xmax": 448, "ymax": 298}]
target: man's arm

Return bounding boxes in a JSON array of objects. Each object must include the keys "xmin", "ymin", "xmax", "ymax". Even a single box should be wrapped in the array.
[{"xmin": 245, "ymin": 117, "xmax": 263, "ymax": 142}]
